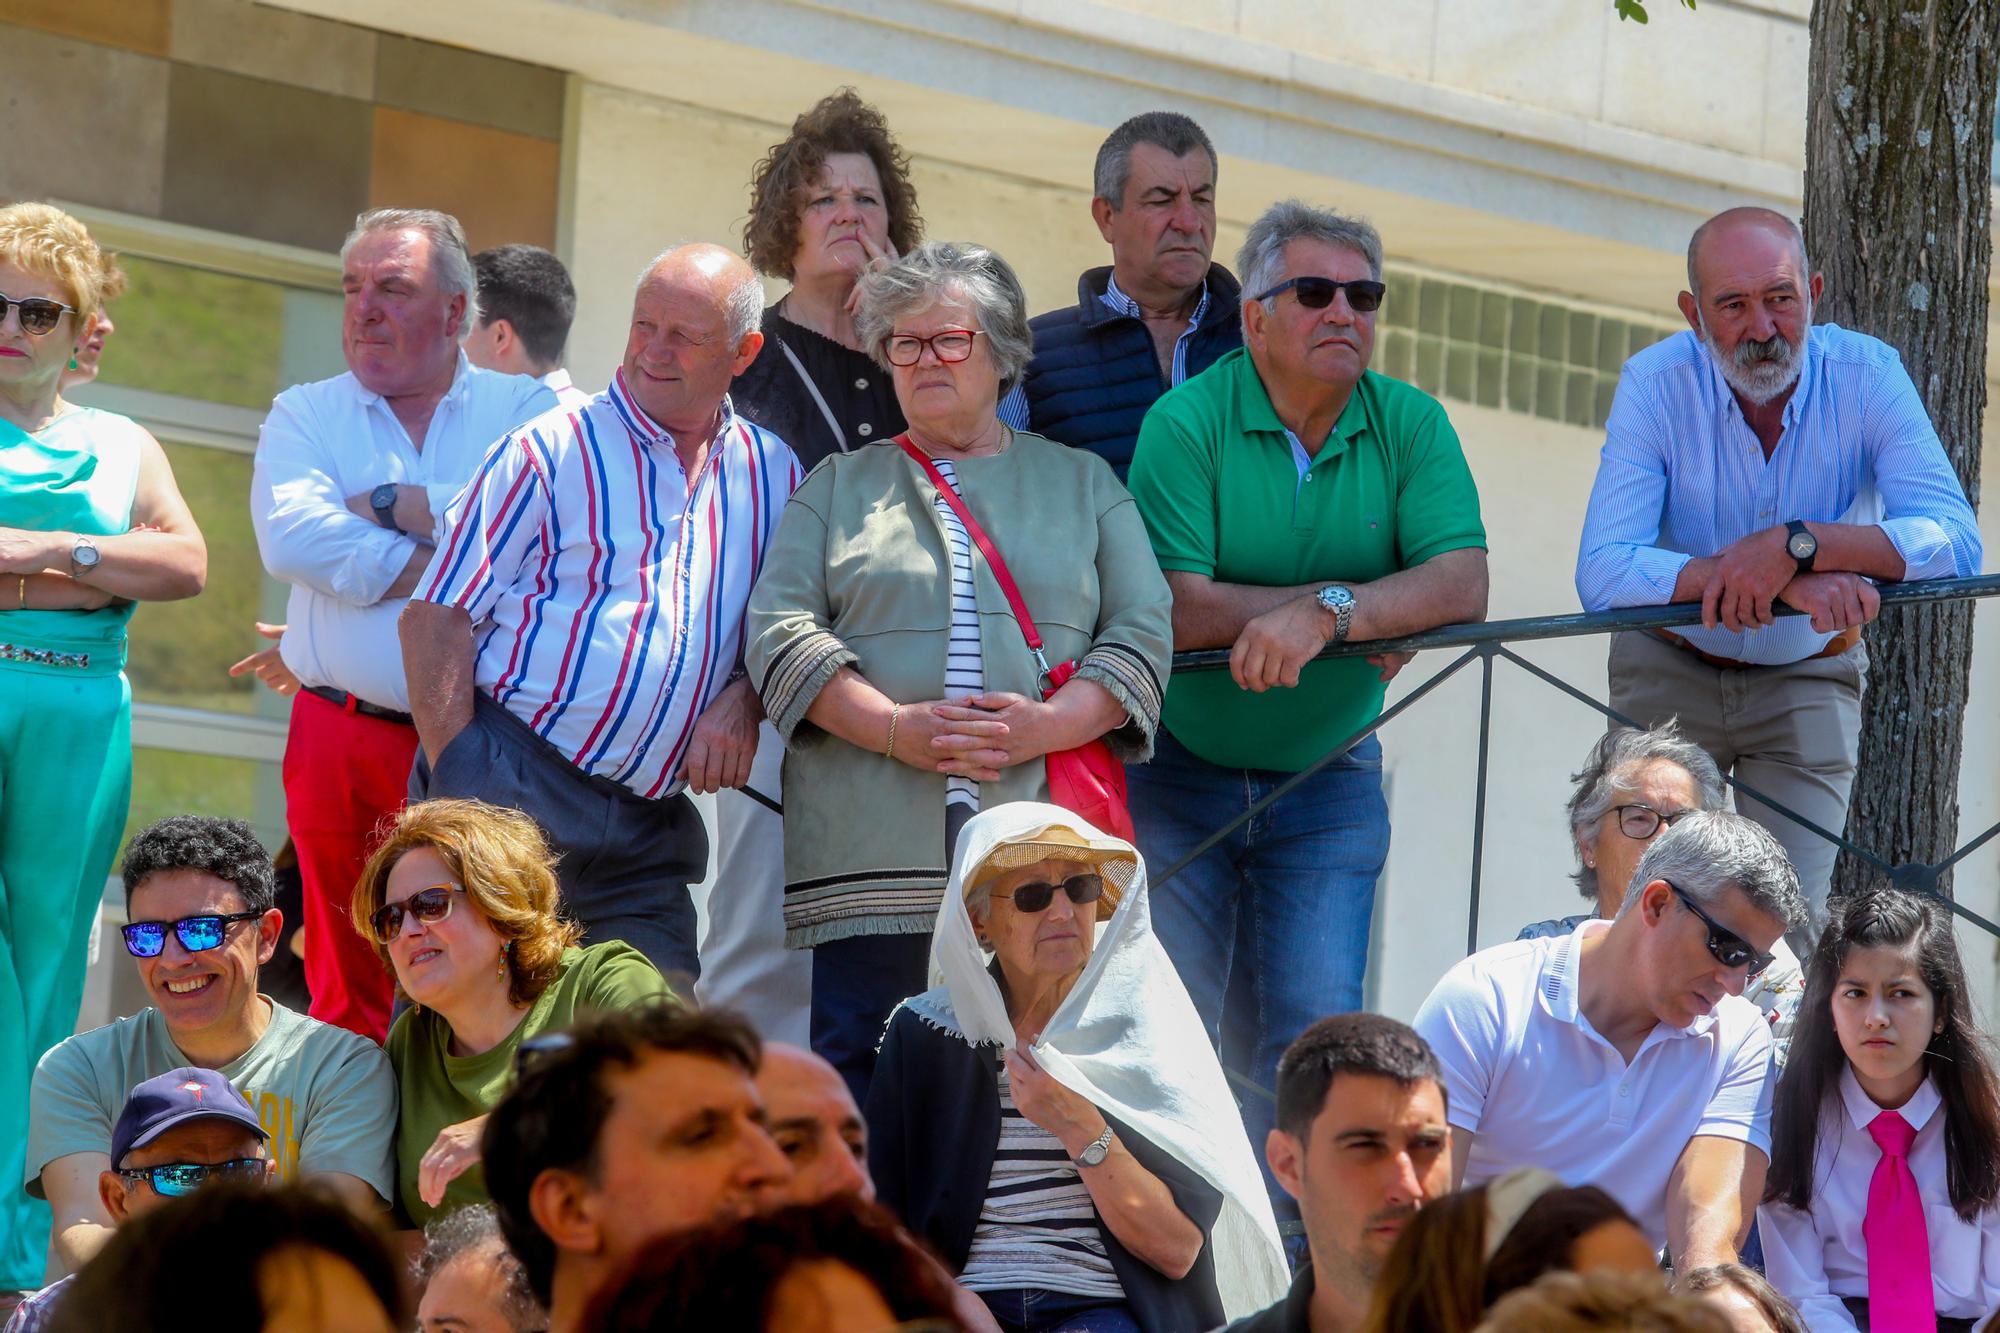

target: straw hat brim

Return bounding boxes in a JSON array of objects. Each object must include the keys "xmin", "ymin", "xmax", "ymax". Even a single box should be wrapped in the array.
[{"xmin": 965, "ymin": 827, "xmax": 1136, "ymax": 921}]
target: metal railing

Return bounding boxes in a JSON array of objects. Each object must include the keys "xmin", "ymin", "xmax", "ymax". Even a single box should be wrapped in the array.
[{"xmin": 1164, "ymin": 572, "xmax": 2000, "ymax": 953}]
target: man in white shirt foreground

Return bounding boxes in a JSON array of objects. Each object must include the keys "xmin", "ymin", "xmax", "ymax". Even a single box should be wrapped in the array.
[
  {"xmin": 465, "ymin": 243, "xmax": 591, "ymax": 408},
  {"xmin": 1414, "ymin": 810, "xmax": 1805, "ymax": 1270},
  {"xmin": 249, "ymin": 207, "xmax": 554, "ymax": 1041}
]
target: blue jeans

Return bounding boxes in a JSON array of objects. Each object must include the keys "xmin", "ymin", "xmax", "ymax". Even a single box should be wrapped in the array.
[
  {"xmin": 1128, "ymin": 726, "xmax": 1389, "ymax": 1223},
  {"xmin": 809, "ymin": 930, "xmax": 931, "ymax": 1110},
  {"xmin": 978, "ymin": 1289, "xmax": 1143, "ymax": 1333}
]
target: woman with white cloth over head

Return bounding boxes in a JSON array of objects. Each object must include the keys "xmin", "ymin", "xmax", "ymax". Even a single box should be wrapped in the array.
[{"xmin": 866, "ymin": 801, "xmax": 1287, "ymax": 1333}]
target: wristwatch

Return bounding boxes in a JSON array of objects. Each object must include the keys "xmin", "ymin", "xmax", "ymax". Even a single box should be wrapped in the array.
[
  {"xmin": 370, "ymin": 483, "xmax": 402, "ymax": 533},
  {"xmin": 1784, "ymin": 520, "xmax": 1818, "ymax": 572},
  {"xmin": 70, "ymin": 534, "xmax": 101, "ymax": 577},
  {"xmin": 1074, "ymin": 1123, "xmax": 1115, "ymax": 1168},
  {"xmin": 1315, "ymin": 583, "xmax": 1356, "ymax": 644}
]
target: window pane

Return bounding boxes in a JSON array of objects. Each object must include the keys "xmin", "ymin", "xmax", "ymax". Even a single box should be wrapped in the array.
[
  {"xmin": 99, "ymin": 255, "xmax": 287, "ymax": 409},
  {"xmin": 126, "ymin": 443, "xmax": 270, "ymax": 715},
  {"xmin": 125, "ymin": 747, "xmax": 286, "ymax": 861}
]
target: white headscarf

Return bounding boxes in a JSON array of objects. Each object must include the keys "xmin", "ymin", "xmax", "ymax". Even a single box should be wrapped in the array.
[{"xmin": 901, "ymin": 801, "xmax": 1289, "ymax": 1321}]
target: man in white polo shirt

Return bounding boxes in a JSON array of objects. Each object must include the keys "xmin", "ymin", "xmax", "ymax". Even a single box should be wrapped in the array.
[{"xmin": 1413, "ymin": 810, "xmax": 1804, "ymax": 1269}]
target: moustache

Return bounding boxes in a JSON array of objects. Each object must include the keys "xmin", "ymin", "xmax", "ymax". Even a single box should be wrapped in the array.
[{"xmin": 1733, "ymin": 332, "xmax": 1795, "ymax": 368}]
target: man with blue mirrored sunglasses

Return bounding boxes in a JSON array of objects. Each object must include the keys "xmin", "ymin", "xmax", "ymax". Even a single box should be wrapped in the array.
[
  {"xmin": 24, "ymin": 815, "xmax": 394, "ymax": 1284},
  {"xmin": 4, "ymin": 1067, "xmax": 270, "ymax": 1331}
]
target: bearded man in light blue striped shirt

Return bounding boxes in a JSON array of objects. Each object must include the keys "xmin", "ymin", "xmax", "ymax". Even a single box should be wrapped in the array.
[{"xmin": 1576, "ymin": 207, "xmax": 1980, "ymax": 940}]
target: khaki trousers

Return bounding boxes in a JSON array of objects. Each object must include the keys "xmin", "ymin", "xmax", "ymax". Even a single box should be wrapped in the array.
[{"xmin": 1607, "ymin": 630, "xmax": 1867, "ymax": 940}]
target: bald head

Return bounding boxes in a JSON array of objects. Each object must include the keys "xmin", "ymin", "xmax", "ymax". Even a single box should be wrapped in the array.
[
  {"xmin": 621, "ymin": 241, "xmax": 765, "ymax": 439},
  {"xmin": 755, "ymin": 1043, "xmax": 873, "ymax": 1206},
  {"xmin": 1686, "ymin": 208, "xmax": 1808, "ymax": 303}
]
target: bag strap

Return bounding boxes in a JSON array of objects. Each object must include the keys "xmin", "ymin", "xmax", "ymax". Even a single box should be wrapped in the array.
[
  {"xmin": 775, "ymin": 336, "xmax": 849, "ymax": 453},
  {"xmin": 895, "ymin": 435, "xmax": 1051, "ymax": 675}
]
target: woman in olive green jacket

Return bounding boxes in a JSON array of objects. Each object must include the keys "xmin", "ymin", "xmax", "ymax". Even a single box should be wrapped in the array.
[{"xmin": 745, "ymin": 240, "xmax": 1173, "ymax": 1101}]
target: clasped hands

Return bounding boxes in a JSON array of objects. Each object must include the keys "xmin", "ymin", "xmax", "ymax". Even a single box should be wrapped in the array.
[
  {"xmin": 891, "ymin": 692, "xmax": 1056, "ymax": 783},
  {"xmin": 1699, "ymin": 527, "xmax": 1880, "ymax": 634}
]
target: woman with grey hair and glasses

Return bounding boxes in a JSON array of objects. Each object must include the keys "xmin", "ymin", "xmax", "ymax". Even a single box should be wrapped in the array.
[
  {"xmin": 1520, "ymin": 722, "xmax": 1804, "ymax": 1056},
  {"xmin": 746, "ymin": 240, "xmax": 1173, "ymax": 1104}
]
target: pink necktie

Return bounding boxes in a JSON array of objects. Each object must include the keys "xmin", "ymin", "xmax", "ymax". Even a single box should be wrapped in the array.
[{"xmin": 1865, "ymin": 1109, "xmax": 1935, "ymax": 1332}]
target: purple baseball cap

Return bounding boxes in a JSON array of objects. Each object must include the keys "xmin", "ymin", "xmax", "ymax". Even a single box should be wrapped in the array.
[{"xmin": 111, "ymin": 1067, "xmax": 269, "ymax": 1168}]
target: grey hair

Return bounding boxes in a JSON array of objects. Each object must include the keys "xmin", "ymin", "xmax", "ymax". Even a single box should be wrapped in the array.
[
  {"xmin": 1092, "ymin": 110, "xmax": 1217, "ymax": 207},
  {"xmin": 854, "ymin": 240, "xmax": 1032, "ymax": 396},
  {"xmin": 1616, "ymin": 810, "xmax": 1808, "ymax": 930},
  {"xmin": 412, "ymin": 1204, "xmax": 544, "ymax": 1332},
  {"xmin": 635, "ymin": 247, "xmax": 766, "ymax": 345},
  {"xmin": 1237, "ymin": 199, "xmax": 1383, "ymax": 303},
  {"xmin": 1567, "ymin": 721, "xmax": 1727, "ymax": 902},
  {"xmin": 341, "ymin": 207, "xmax": 479, "ymax": 338}
]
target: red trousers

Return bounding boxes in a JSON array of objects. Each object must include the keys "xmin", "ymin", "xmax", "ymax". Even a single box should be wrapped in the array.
[{"xmin": 282, "ymin": 688, "xmax": 418, "ymax": 1042}]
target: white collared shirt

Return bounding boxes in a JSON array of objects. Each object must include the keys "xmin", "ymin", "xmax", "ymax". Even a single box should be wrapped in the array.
[
  {"xmin": 1413, "ymin": 919, "xmax": 1775, "ymax": 1249},
  {"xmin": 1759, "ymin": 1069, "xmax": 2000, "ymax": 1328},
  {"xmin": 414, "ymin": 371, "xmax": 803, "ymax": 798},
  {"xmin": 542, "ymin": 367, "xmax": 593, "ymax": 409},
  {"xmin": 251, "ymin": 353, "xmax": 556, "ymax": 709}
]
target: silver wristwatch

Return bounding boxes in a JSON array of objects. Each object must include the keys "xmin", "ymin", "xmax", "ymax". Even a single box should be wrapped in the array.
[
  {"xmin": 70, "ymin": 534, "xmax": 101, "ymax": 577},
  {"xmin": 1074, "ymin": 1123, "xmax": 1114, "ymax": 1168},
  {"xmin": 1315, "ymin": 583, "xmax": 1355, "ymax": 644}
]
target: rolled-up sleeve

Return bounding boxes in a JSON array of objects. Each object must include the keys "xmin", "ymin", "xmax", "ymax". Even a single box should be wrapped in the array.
[
  {"xmin": 746, "ymin": 466, "xmax": 856, "ymax": 744},
  {"xmin": 414, "ymin": 427, "xmax": 552, "ymax": 625},
  {"xmin": 1863, "ymin": 356, "xmax": 1983, "ymax": 581},
  {"xmin": 1076, "ymin": 487, "xmax": 1172, "ymax": 763},
  {"xmin": 1575, "ymin": 373, "xmax": 1694, "ymax": 611},
  {"xmin": 252, "ymin": 392, "xmax": 420, "ymax": 605}
]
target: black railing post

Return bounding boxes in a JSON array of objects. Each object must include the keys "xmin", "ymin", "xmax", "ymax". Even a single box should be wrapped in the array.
[{"xmin": 1467, "ymin": 644, "xmax": 1495, "ymax": 956}]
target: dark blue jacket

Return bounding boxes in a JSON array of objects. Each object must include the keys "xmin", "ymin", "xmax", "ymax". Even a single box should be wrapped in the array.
[{"xmin": 1019, "ymin": 265, "xmax": 1243, "ymax": 479}]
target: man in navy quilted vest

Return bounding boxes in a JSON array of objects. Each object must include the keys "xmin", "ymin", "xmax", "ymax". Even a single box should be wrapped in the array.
[{"xmin": 998, "ymin": 110, "xmax": 1242, "ymax": 479}]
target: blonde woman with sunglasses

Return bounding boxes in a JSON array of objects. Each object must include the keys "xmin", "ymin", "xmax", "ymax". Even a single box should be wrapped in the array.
[
  {"xmin": 0, "ymin": 202, "xmax": 206, "ymax": 1291},
  {"xmin": 351, "ymin": 798, "xmax": 669, "ymax": 1227}
]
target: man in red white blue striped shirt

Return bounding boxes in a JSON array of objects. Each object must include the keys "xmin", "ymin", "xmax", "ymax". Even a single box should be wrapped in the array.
[{"xmin": 400, "ymin": 244, "xmax": 803, "ymax": 980}]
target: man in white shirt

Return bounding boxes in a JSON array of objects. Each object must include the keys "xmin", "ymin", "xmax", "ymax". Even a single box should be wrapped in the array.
[
  {"xmin": 249, "ymin": 208, "xmax": 556, "ymax": 1042},
  {"xmin": 1413, "ymin": 810, "xmax": 1805, "ymax": 1269},
  {"xmin": 465, "ymin": 244, "xmax": 591, "ymax": 408},
  {"xmin": 399, "ymin": 243, "xmax": 801, "ymax": 981}
]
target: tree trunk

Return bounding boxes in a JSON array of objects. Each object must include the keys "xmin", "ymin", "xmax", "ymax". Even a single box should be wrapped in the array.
[{"xmin": 1804, "ymin": 0, "xmax": 2000, "ymax": 900}]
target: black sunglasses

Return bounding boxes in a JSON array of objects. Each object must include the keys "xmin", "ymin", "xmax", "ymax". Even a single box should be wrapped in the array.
[
  {"xmin": 1254, "ymin": 276, "xmax": 1386, "ymax": 313},
  {"xmin": 122, "ymin": 910, "xmax": 265, "ymax": 959},
  {"xmin": 1667, "ymin": 883, "xmax": 1776, "ymax": 979},
  {"xmin": 992, "ymin": 872, "xmax": 1104, "ymax": 914},
  {"xmin": 368, "ymin": 883, "xmax": 465, "ymax": 943},
  {"xmin": 0, "ymin": 290, "xmax": 80, "ymax": 336},
  {"xmin": 513, "ymin": 1031, "xmax": 577, "ymax": 1078},
  {"xmin": 116, "ymin": 1158, "xmax": 267, "ymax": 1197}
]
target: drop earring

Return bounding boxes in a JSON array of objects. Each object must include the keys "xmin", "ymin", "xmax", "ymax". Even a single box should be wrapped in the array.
[
  {"xmin": 68, "ymin": 356, "xmax": 79, "ymax": 370},
  {"xmin": 497, "ymin": 940, "xmax": 511, "ymax": 981}
]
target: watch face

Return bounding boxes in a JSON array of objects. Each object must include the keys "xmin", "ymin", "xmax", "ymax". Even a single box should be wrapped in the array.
[
  {"xmin": 372, "ymin": 484, "xmax": 398, "ymax": 510},
  {"xmin": 1788, "ymin": 532, "xmax": 1816, "ymax": 559},
  {"xmin": 72, "ymin": 538, "xmax": 100, "ymax": 568}
]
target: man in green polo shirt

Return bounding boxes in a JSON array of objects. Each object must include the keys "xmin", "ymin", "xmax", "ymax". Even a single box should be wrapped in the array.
[{"xmin": 1126, "ymin": 198, "xmax": 1487, "ymax": 1224}]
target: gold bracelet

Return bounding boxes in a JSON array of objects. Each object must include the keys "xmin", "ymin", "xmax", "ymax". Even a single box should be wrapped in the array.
[
  {"xmin": 884, "ymin": 703, "xmax": 900, "ymax": 759},
  {"xmin": 15, "ymin": 576, "xmax": 24, "ymax": 610}
]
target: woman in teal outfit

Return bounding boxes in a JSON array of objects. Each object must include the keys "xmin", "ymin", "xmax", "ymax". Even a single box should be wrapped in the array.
[{"xmin": 0, "ymin": 203, "xmax": 206, "ymax": 1291}]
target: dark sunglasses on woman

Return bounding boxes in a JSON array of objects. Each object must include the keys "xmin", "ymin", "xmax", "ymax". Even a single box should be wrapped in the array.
[
  {"xmin": 121, "ymin": 910, "xmax": 265, "ymax": 959},
  {"xmin": 368, "ymin": 883, "xmax": 466, "ymax": 944},
  {"xmin": 0, "ymin": 290, "xmax": 80, "ymax": 335},
  {"xmin": 1252, "ymin": 275, "xmax": 1387, "ymax": 313},
  {"xmin": 992, "ymin": 872, "xmax": 1104, "ymax": 914},
  {"xmin": 116, "ymin": 1158, "xmax": 267, "ymax": 1197}
]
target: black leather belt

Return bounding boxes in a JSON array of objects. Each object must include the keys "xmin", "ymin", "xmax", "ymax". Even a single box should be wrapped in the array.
[{"xmin": 304, "ymin": 684, "xmax": 415, "ymax": 727}]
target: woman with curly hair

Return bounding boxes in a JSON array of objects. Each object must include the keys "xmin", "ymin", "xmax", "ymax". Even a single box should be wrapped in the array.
[
  {"xmin": 713, "ymin": 88, "xmax": 925, "ymax": 1045},
  {"xmin": 352, "ymin": 799, "xmax": 668, "ymax": 1227}
]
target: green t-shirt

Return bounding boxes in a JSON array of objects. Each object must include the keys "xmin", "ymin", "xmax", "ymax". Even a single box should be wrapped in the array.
[
  {"xmin": 27, "ymin": 998, "xmax": 396, "ymax": 1201},
  {"xmin": 1128, "ymin": 347, "xmax": 1486, "ymax": 772},
  {"xmin": 384, "ymin": 941, "xmax": 669, "ymax": 1226}
]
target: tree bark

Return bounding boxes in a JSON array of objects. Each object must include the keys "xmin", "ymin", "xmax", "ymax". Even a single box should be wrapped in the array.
[{"xmin": 1804, "ymin": 0, "xmax": 2000, "ymax": 900}]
